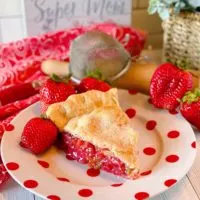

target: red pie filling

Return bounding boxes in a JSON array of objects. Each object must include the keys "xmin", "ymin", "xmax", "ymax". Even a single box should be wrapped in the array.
[{"xmin": 57, "ymin": 132, "xmax": 139, "ymax": 179}]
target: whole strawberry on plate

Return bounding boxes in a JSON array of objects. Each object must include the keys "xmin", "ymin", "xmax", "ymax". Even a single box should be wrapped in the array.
[
  {"xmin": 20, "ymin": 117, "xmax": 58, "ymax": 154},
  {"xmin": 78, "ymin": 77, "xmax": 111, "ymax": 93},
  {"xmin": 150, "ymin": 63, "xmax": 193, "ymax": 111},
  {"xmin": 77, "ymin": 70, "xmax": 111, "ymax": 93},
  {"xmin": 180, "ymin": 88, "xmax": 200, "ymax": 130},
  {"xmin": 40, "ymin": 74, "xmax": 76, "ymax": 112}
]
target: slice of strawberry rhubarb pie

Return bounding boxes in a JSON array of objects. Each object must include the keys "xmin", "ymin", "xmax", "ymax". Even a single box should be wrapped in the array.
[{"xmin": 46, "ymin": 88, "xmax": 139, "ymax": 179}]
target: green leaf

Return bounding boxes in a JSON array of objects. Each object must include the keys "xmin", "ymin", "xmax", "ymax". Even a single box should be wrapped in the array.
[
  {"xmin": 86, "ymin": 69, "xmax": 105, "ymax": 80},
  {"xmin": 163, "ymin": 0, "xmax": 179, "ymax": 5},
  {"xmin": 157, "ymin": 3, "xmax": 170, "ymax": 20},
  {"xmin": 148, "ymin": 5, "xmax": 158, "ymax": 14},
  {"xmin": 188, "ymin": 0, "xmax": 200, "ymax": 8},
  {"xmin": 148, "ymin": 0, "xmax": 200, "ymax": 19},
  {"xmin": 182, "ymin": 88, "xmax": 200, "ymax": 104},
  {"xmin": 148, "ymin": 0, "xmax": 159, "ymax": 14},
  {"xmin": 194, "ymin": 88, "xmax": 200, "ymax": 96},
  {"xmin": 40, "ymin": 113, "xmax": 47, "ymax": 119},
  {"xmin": 175, "ymin": 59, "xmax": 192, "ymax": 70},
  {"xmin": 51, "ymin": 74, "xmax": 62, "ymax": 82},
  {"xmin": 51, "ymin": 73, "xmax": 71, "ymax": 83},
  {"xmin": 174, "ymin": 1, "xmax": 185, "ymax": 14}
]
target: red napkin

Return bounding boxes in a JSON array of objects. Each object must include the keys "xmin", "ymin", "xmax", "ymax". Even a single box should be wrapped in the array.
[{"xmin": 0, "ymin": 22, "xmax": 146, "ymax": 188}]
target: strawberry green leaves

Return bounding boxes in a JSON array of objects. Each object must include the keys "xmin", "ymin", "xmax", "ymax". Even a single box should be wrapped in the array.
[{"xmin": 182, "ymin": 88, "xmax": 200, "ymax": 103}]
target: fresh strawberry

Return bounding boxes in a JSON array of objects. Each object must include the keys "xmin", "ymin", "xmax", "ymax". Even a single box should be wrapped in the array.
[
  {"xmin": 150, "ymin": 63, "xmax": 193, "ymax": 110},
  {"xmin": 98, "ymin": 80, "xmax": 111, "ymax": 92},
  {"xmin": 180, "ymin": 88, "xmax": 200, "ymax": 130},
  {"xmin": 20, "ymin": 117, "xmax": 58, "ymax": 154},
  {"xmin": 39, "ymin": 75, "xmax": 76, "ymax": 105},
  {"xmin": 0, "ymin": 164, "xmax": 10, "ymax": 188},
  {"xmin": 78, "ymin": 77, "xmax": 111, "ymax": 93},
  {"xmin": 78, "ymin": 77, "xmax": 99, "ymax": 92}
]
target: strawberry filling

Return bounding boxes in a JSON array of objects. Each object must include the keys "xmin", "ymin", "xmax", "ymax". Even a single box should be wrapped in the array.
[{"xmin": 57, "ymin": 132, "xmax": 139, "ymax": 179}]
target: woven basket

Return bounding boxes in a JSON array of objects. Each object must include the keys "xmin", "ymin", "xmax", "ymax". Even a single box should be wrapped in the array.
[{"xmin": 163, "ymin": 12, "xmax": 200, "ymax": 70}]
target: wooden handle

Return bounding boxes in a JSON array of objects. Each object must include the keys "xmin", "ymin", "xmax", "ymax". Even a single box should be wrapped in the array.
[
  {"xmin": 187, "ymin": 69, "xmax": 200, "ymax": 89},
  {"xmin": 113, "ymin": 61, "xmax": 200, "ymax": 94},
  {"xmin": 113, "ymin": 61, "xmax": 157, "ymax": 94},
  {"xmin": 41, "ymin": 60, "xmax": 69, "ymax": 76},
  {"xmin": 41, "ymin": 59, "xmax": 200, "ymax": 94}
]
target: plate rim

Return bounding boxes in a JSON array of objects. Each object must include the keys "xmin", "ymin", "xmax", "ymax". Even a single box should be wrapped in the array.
[{"xmin": 1, "ymin": 90, "xmax": 197, "ymax": 200}]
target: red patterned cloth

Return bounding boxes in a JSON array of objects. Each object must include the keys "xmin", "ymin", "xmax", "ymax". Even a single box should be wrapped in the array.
[{"xmin": 0, "ymin": 23, "xmax": 145, "ymax": 188}]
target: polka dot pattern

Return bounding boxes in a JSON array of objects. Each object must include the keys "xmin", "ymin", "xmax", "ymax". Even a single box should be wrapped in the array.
[
  {"xmin": 167, "ymin": 131, "xmax": 180, "ymax": 139},
  {"xmin": 2, "ymin": 89, "xmax": 196, "ymax": 200},
  {"xmin": 169, "ymin": 110, "xmax": 178, "ymax": 115},
  {"xmin": 125, "ymin": 108, "xmax": 136, "ymax": 118},
  {"xmin": 164, "ymin": 179, "xmax": 177, "ymax": 187},
  {"xmin": 87, "ymin": 168, "xmax": 100, "ymax": 177},
  {"xmin": 37, "ymin": 160, "xmax": 49, "ymax": 168},
  {"xmin": 166, "ymin": 155, "xmax": 179, "ymax": 163},
  {"xmin": 78, "ymin": 189, "xmax": 93, "ymax": 197},
  {"xmin": 24, "ymin": 180, "xmax": 38, "ymax": 188},
  {"xmin": 111, "ymin": 183, "xmax": 123, "ymax": 187},
  {"xmin": 47, "ymin": 195, "xmax": 61, "ymax": 200},
  {"xmin": 146, "ymin": 120, "xmax": 157, "ymax": 130},
  {"xmin": 57, "ymin": 177, "xmax": 70, "ymax": 182},
  {"xmin": 135, "ymin": 192, "xmax": 150, "ymax": 200},
  {"xmin": 191, "ymin": 141, "xmax": 196, "ymax": 148},
  {"xmin": 143, "ymin": 147, "xmax": 156, "ymax": 155},
  {"xmin": 5, "ymin": 124, "xmax": 14, "ymax": 131},
  {"xmin": 140, "ymin": 170, "xmax": 152, "ymax": 176},
  {"xmin": 6, "ymin": 162, "xmax": 19, "ymax": 171}
]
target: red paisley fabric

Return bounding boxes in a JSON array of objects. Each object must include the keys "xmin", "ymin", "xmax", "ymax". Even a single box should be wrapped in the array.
[{"xmin": 0, "ymin": 23, "xmax": 145, "ymax": 188}]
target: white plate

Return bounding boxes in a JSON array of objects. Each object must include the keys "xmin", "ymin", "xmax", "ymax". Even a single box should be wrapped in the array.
[{"xmin": 1, "ymin": 90, "xmax": 197, "ymax": 200}]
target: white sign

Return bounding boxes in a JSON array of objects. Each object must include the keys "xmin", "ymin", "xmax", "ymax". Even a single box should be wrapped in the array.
[{"xmin": 22, "ymin": 0, "xmax": 132, "ymax": 36}]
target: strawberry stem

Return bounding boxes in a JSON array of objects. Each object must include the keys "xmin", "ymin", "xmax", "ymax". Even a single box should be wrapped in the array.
[
  {"xmin": 175, "ymin": 60, "xmax": 190, "ymax": 70},
  {"xmin": 51, "ymin": 74, "xmax": 63, "ymax": 82},
  {"xmin": 182, "ymin": 88, "xmax": 200, "ymax": 104},
  {"xmin": 86, "ymin": 69, "xmax": 105, "ymax": 81},
  {"xmin": 51, "ymin": 73, "xmax": 72, "ymax": 84},
  {"xmin": 40, "ymin": 113, "xmax": 47, "ymax": 119},
  {"xmin": 86, "ymin": 69, "xmax": 112, "ymax": 85},
  {"xmin": 166, "ymin": 59, "xmax": 193, "ymax": 71}
]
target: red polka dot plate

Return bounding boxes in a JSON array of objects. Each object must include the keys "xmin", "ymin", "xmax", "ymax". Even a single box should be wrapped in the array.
[{"xmin": 1, "ymin": 90, "xmax": 196, "ymax": 199}]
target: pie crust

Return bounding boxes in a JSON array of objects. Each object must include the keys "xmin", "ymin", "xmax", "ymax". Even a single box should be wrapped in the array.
[{"xmin": 46, "ymin": 89, "xmax": 139, "ymax": 171}]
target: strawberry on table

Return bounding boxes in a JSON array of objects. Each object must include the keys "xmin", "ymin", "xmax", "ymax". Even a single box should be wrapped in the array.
[
  {"xmin": 39, "ymin": 74, "xmax": 76, "ymax": 111},
  {"xmin": 150, "ymin": 63, "xmax": 193, "ymax": 110},
  {"xmin": 180, "ymin": 88, "xmax": 200, "ymax": 130},
  {"xmin": 20, "ymin": 117, "xmax": 58, "ymax": 154}
]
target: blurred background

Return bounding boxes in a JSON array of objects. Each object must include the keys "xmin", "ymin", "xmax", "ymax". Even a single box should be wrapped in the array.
[{"xmin": 0, "ymin": 0, "xmax": 162, "ymax": 48}]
